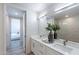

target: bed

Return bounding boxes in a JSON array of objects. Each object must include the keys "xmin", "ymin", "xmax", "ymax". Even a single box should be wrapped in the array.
[{"xmin": 11, "ymin": 33, "xmax": 20, "ymax": 40}]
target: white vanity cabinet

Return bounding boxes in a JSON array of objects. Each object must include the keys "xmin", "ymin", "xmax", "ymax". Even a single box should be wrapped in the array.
[
  {"xmin": 31, "ymin": 38, "xmax": 63, "ymax": 55},
  {"xmin": 31, "ymin": 39, "xmax": 46, "ymax": 55}
]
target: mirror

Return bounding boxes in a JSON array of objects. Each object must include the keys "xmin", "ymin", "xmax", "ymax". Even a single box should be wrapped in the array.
[
  {"xmin": 38, "ymin": 14, "xmax": 54, "ymax": 37},
  {"xmin": 37, "ymin": 3, "xmax": 79, "ymax": 43},
  {"xmin": 54, "ymin": 4, "xmax": 79, "ymax": 43}
]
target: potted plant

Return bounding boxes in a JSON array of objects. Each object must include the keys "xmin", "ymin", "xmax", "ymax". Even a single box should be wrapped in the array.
[
  {"xmin": 52, "ymin": 24, "xmax": 60, "ymax": 39},
  {"xmin": 46, "ymin": 23, "xmax": 53, "ymax": 43}
]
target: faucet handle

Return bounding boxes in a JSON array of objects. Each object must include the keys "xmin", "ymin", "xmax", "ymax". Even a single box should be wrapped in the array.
[{"xmin": 63, "ymin": 40, "xmax": 68, "ymax": 46}]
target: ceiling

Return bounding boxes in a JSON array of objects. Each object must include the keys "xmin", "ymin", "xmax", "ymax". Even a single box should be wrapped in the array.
[
  {"xmin": 54, "ymin": 3, "xmax": 79, "ymax": 20},
  {"xmin": 7, "ymin": 3, "xmax": 79, "ymax": 19},
  {"xmin": 7, "ymin": 3, "xmax": 66, "ymax": 18},
  {"xmin": 7, "ymin": 5, "xmax": 25, "ymax": 18},
  {"xmin": 17, "ymin": 3, "xmax": 68, "ymax": 12}
]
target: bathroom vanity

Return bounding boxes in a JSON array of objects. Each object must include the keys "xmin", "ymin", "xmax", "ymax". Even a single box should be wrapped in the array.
[{"xmin": 31, "ymin": 35, "xmax": 79, "ymax": 55}]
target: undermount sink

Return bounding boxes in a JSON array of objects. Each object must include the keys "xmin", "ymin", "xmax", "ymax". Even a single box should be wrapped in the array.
[{"xmin": 53, "ymin": 44, "xmax": 73, "ymax": 53}]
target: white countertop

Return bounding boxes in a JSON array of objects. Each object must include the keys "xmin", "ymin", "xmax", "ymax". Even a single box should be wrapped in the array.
[{"xmin": 31, "ymin": 35, "xmax": 79, "ymax": 55}]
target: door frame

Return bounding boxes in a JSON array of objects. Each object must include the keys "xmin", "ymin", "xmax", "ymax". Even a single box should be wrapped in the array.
[
  {"xmin": 4, "ymin": 5, "xmax": 27, "ymax": 54},
  {"xmin": 7, "ymin": 14, "xmax": 26, "ymax": 54}
]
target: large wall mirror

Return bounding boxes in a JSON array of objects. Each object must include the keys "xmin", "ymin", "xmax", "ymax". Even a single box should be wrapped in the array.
[
  {"xmin": 54, "ymin": 4, "xmax": 79, "ymax": 43},
  {"xmin": 38, "ymin": 4, "xmax": 79, "ymax": 43}
]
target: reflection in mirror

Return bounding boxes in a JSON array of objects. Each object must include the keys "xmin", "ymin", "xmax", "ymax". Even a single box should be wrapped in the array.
[
  {"xmin": 54, "ymin": 4, "xmax": 79, "ymax": 43},
  {"xmin": 38, "ymin": 15, "xmax": 54, "ymax": 38}
]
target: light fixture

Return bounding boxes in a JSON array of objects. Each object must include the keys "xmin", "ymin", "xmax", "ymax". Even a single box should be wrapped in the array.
[
  {"xmin": 55, "ymin": 3, "xmax": 79, "ymax": 14},
  {"xmin": 54, "ymin": 3, "xmax": 74, "ymax": 12},
  {"xmin": 38, "ymin": 11, "xmax": 47, "ymax": 18}
]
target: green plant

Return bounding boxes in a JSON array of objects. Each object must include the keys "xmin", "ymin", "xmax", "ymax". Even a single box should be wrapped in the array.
[
  {"xmin": 46, "ymin": 23, "xmax": 60, "ymax": 32},
  {"xmin": 46, "ymin": 23, "xmax": 53, "ymax": 32},
  {"xmin": 52, "ymin": 24, "xmax": 60, "ymax": 32}
]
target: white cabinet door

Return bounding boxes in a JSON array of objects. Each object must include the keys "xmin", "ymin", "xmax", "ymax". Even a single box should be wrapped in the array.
[
  {"xmin": 31, "ymin": 39, "xmax": 42, "ymax": 55},
  {"xmin": 31, "ymin": 39, "xmax": 35, "ymax": 52},
  {"xmin": 37, "ymin": 42, "xmax": 46, "ymax": 55},
  {"xmin": 31, "ymin": 39, "xmax": 46, "ymax": 55}
]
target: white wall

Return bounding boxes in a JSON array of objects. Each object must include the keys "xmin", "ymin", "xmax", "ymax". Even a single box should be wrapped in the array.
[
  {"xmin": 26, "ymin": 10, "xmax": 38, "ymax": 54},
  {"xmin": 0, "ymin": 4, "xmax": 6, "ymax": 54}
]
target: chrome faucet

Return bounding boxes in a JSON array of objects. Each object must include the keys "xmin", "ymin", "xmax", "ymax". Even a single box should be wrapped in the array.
[{"xmin": 63, "ymin": 40, "xmax": 68, "ymax": 46}]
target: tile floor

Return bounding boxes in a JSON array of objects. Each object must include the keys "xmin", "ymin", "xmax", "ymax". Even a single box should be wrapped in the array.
[
  {"xmin": 7, "ymin": 39, "xmax": 35, "ymax": 55},
  {"xmin": 7, "ymin": 48, "xmax": 25, "ymax": 55},
  {"xmin": 7, "ymin": 39, "xmax": 25, "ymax": 55},
  {"xmin": 10, "ymin": 39, "xmax": 23, "ymax": 48}
]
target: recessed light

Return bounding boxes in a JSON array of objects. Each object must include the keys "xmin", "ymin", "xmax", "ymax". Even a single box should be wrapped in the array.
[{"xmin": 65, "ymin": 15, "xmax": 69, "ymax": 17}]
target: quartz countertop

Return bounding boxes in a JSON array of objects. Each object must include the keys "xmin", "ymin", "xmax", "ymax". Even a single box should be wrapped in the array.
[{"xmin": 31, "ymin": 35, "xmax": 79, "ymax": 55}]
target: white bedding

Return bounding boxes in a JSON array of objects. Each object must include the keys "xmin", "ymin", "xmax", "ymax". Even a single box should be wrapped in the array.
[{"xmin": 11, "ymin": 33, "xmax": 20, "ymax": 40}]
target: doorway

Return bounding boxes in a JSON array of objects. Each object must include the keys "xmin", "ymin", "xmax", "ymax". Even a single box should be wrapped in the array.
[
  {"xmin": 6, "ymin": 7, "xmax": 26, "ymax": 55},
  {"xmin": 7, "ymin": 17, "xmax": 25, "ymax": 55}
]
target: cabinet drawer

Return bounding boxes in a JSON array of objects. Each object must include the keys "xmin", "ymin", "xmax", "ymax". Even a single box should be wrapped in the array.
[
  {"xmin": 31, "ymin": 40, "xmax": 39, "ymax": 49},
  {"xmin": 31, "ymin": 39, "xmax": 46, "ymax": 55},
  {"xmin": 46, "ymin": 47, "xmax": 63, "ymax": 55}
]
